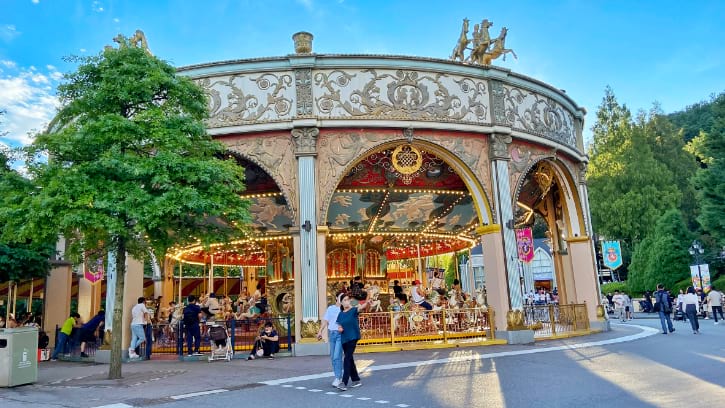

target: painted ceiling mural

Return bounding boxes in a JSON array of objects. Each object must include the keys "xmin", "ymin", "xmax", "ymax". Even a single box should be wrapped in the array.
[{"xmin": 327, "ymin": 147, "xmax": 479, "ymax": 260}]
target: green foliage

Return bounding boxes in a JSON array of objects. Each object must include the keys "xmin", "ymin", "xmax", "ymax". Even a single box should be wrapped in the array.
[
  {"xmin": 600, "ymin": 281, "xmax": 629, "ymax": 295},
  {"xmin": 11, "ymin": 45, "xmax": 251, "ymax": 260},
  {"xmin": 689, "ymin": 94, "xmax": 725, "ymax": 246},
  {"xmin": 587, "ymin": 88, "xmax": 695, "ymax": 250},
  {"xmin": 627, "ymin": 209, "xmax": 692, "ymax": 293},
  {"xmin": 0, "ymin": 149, "xmax": 55, "ymax": 281},
  {"xmin": 668, "ymin": 92, "xmax": 725, "ymax": 141},
  {"xmin": 6, "ymin": 43, "xmax": 251, "ymax": 378}
]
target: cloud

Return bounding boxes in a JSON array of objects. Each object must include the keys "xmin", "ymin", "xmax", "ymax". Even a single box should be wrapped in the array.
[
  {"xmin": 1, "ymin": 60, "xmax": 17, "ymax": 69},
  {"xmin": 113, "ymin": 18, "xmax": 120, "ymax": 23},
  {"xmin": 296, "ymin": 0, "xmax": 313, "ymax": 10},
  {"xmin": 32, "ymin": 0, "xmax": 40, "ymax": 4},
  {"xmin": 92, "ymin": 1, "xmax": 104, "ymax": 12},
  {"xmin": 0, "ymin": 63, "xmax": 60, "ymax": 148},
  {"xmin": 0, "ymin": 25, "xmax": 21, "ymax": 42}
]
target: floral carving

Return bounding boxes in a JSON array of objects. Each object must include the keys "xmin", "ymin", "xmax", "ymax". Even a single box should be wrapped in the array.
[
  {"xmin": 501, "ymin": 85, "xmax": 576, "ymax": 149},
  {"xmin": 313, "ymin": 69, "xmax": 489, "ymax": 122},
  {"xmin": 197, "ymin": 73, "xmax": 294, "ymax": 127}
]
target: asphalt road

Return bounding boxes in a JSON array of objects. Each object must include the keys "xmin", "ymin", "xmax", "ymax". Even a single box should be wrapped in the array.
[{"xmin": 3, "ymin": 318, "xmax": 724, "ymax": 408}]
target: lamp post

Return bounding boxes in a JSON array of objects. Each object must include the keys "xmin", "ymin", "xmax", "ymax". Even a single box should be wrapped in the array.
[{"xmin": 688, "ymin": 240, "xmax": 705, "ymax": 297}]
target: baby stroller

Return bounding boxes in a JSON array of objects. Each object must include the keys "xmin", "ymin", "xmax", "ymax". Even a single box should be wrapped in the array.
[
  {"xmin": 207, "ymin": 323, "xmax": 233, "ymax": 362},
  {"xmin": 673, "ymin": 308, "xmax": 685, "ymax": 321}
]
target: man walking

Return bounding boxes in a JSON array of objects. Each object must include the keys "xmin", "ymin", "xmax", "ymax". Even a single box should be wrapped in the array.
[
  {"xmin": 317, "ymin": 292, "xmax": 344, "ymax": 388},
  {"xmin": 183, "ymin": 295, "xmax": 203, "ymax": 356},
  {"xmin": 655, "ymin": 284, "xmax": 675, "ymax": 334},
  {"xmin": 129, "ymin": 297, "xmax": 150, "ymax": 359},
  {"xmin": 707, "ymin": 286, "xmax": 723, "ymax": 324}
]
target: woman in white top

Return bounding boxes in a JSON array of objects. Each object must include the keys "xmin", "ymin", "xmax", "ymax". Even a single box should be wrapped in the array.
[{"xmin": 682, "ymin": 287, "xmax": 700, "ymax": 334}]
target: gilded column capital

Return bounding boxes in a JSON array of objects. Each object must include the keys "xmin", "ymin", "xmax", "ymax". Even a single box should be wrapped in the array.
[
  {"xmin": 489, "ymin": 133, "xmax": 512, "ymax": 160},
  {"xmin": 291, "ymin": 127, "xmax": 319, "ymax": 156}
]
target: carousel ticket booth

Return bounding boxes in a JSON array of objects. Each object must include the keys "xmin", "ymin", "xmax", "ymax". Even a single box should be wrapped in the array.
[{"xmin": 154, "ymin": 26, "xmax": 605, "ymax": 353}]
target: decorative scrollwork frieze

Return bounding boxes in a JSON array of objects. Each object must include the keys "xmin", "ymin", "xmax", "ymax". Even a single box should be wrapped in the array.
[
  {"xmin": 313, "ymin": 69, "xmax": 489, "ymax": 123},
  {"xmin": 197, "ymin": 72, "xmax": 294, "ymax": 128},
  {"xmin": 501, "ymin": 85, "xmax": 576, "ymax": 149}
]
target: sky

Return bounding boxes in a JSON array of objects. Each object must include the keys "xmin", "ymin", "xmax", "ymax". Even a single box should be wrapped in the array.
[{"xmin": 1, "ymin": 0, "xmax": 724, "ymax": 153}]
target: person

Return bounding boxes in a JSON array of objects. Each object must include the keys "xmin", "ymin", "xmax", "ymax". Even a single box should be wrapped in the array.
[
  {"xmin": 350, "ymin": 276, "xmax": 365, "ymax": 302},
  {"xmin": 128, "ymin": 297, "xmax": 150, "ymax": 359},
  {"xmin": 654, "ymin": 284, "xmax": 675, "ymax": 335},
  {"xmin": 183, "ymin": 295, "xmax": 203, "ymax": 356},
  {"xmin": 201, "ymin": 293, "xmax": 220, "ymax": 320},
  {"xmin": 410, "ymin": 280, "xmax": 433, "ymax": 310},
  {"xmin": 248, "ymin": 322, "xmax": 279, "ymax": 360},
  {"xmin": 79, "ymin": 310, "xmax": 105, "ymax": 358},
  {"xmin": 708, "ymin": 286, "xmax": 724, "ymax": 323},
  {"xmin": 51, "ymin": 312, "xmax": 81, "ymax": 361},
  {"xmin": 623, "ymin": 292, "xmax": 633, "ymax": 320},
  {"xmin": 0, "ymin": 315, "xmax": 4, "ymax": 328},
  {"xmin": 676, "ymin": 289, "xmax": 685, "ymax": 315},
  {"xmin": 392, "ymin": 280, "xmax": 403, "ymax": 297},
  {"xmin": 683, "ymin": 286, "xmax": 700, "ymax": 334},
  {"xmin": 612, "ymin": 290, "xmax": 625, "ymax": 322},
  {"xmin": 335, "ymin": 293, "xmax": 365, "ymax": 391},
  {"xmin": 317, "ymin": 292, "xmax": 344, "ymax": 388},
  {"xmin": 430, "ymin": 272, "xmax": 445, "ymax": 295}
]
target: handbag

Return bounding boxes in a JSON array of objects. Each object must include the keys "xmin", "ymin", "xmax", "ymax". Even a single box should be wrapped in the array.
[
  {"xmin": 255, "ymin": 340, "xmax": 265, "ymax": 357},
  {"xmin": 653, "ymin": 302, "xmax": 661, "ymax": 312}
]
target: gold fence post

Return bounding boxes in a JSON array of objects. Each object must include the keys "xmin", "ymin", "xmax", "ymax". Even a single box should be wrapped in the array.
[
  {"xmin": 583, "ymin": 302, "xmax": 590, "ymax": 330},
  {"xmin": 549, "ymin": 304, "xmax": 556, "ymax": 336},
  {"xmin": 489, "ymin": 307, "xmax": 496, "ymax": 340},
  {"xmin": 389, "ymin": 311, "xmax": 395, "ymax": 346},
  {"xmin": 442, "ymin": 309, "xmax": 448, "ymax": 344},
  {"xmin": 572, "ymin": 303, "xmax": 578, "ymax": 331}
]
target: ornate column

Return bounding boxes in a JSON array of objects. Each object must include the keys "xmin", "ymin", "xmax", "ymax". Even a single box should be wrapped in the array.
[
  {"xmin": 576, "ymin": 163, "xmax": 606, "ymax": 324},
  {"xmin": 489, "ymin": 131, "xmax": 524, "ymax": 312},
  {"xmin": 292, "ymin": 127, "xmax": 321, "ymax": 339}
]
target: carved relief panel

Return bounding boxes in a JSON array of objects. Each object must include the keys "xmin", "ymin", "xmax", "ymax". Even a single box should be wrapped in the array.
[
  {"xmin": 312, "ymin": 69, "xmax": 490, "ymax": 123},
  {"xmin": 225, "ymin": 133, "xmax": 299, "ymax": 221},
  {"xmin": 197, "ymin": 72, "xmax": 295, "ymax": 128}
]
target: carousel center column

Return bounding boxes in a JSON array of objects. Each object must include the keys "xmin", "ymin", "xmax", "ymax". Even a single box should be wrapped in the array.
[
  {"xmin": 292, "ymin": 126, "xmax": 327, "ymax": 355},
  {"xmin": 489, "ymin": 128, "xmax": 533, "ymax": 344}
]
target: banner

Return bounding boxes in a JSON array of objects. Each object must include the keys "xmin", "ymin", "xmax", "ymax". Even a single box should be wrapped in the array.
[
  {"xmin": 84, "ymin": 256, "xmax": 105, "ymax": 284},
  {"xmin": 690, "ymin": 264, "xmax": 711, "ymax": 293},
  {"xmin": 516, "ymin": 227, "xmax": 534, "ymax": 263},
  {"xmin": 601, "ymin": 240, "xmax": 623, "ymax": 270}
]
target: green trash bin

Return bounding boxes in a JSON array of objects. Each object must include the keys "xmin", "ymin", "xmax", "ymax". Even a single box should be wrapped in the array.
[{"xmin": 0, "ymin": 327, "xmax": 39, "ymax": 387}]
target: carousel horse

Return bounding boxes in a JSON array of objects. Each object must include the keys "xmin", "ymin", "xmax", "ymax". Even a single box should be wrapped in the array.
[
  {"xmin": 366, "ymin": 285, "xmax": 383, "ymax": 312},
  {"xmin": 481, "ymin": 27, "xmax": 517, "ymax": 65},
  {"xmin": 450, "ymin": 18, "xmax": 470, "ymax": 62}
]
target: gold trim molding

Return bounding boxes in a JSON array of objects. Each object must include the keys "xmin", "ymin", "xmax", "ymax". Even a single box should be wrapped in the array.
[{"xmin": 476, "ymin": 224, "xmax": 501, "ymax": 235}]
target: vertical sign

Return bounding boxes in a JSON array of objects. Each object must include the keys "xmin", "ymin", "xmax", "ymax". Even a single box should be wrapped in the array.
[{"xmin": 516, "ymin": 227, "xmax": 534, "ymax": 263}]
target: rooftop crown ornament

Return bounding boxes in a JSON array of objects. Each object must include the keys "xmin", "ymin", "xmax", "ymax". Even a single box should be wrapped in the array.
[{"xmin": 450, "ymin": 18, "xmax": 517, "ymax": 65}]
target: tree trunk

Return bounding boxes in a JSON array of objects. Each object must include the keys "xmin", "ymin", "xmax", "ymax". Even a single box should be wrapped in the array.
[{"xmin": 108, "ymin": 237, "xmax": 126, "ymax": 379}]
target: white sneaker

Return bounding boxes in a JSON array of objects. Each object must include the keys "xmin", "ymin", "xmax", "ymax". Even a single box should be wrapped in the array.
[{"xmin": 332, "ymin": 378, "xmax": 340, "ymax": 387}]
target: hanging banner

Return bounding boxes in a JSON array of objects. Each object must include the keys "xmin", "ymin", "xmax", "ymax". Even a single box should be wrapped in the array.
[
  {"xmin": 601, "ymin": 240, "xmax": 623, "ymax": 270},
  {"xmin": 690, "ymin": 264, "xmax": 711, "ymax": 293},
  {"xmin": 84, "ymin": 255, "xmax": 105, "ymax": 284},
  {"xmin": 516, "ymin": 227, "xmax": 534, "ymax": 263}
]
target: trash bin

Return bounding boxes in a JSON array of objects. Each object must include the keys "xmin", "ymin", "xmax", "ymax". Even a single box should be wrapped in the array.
[{"xmin": 0, "ymin": 327, "xmax": 39, "ymax": 387}]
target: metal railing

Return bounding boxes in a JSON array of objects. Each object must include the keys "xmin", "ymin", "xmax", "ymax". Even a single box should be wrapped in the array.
[
  {"xmin": 523, "ymin": 304, "xmax": 590, "ymax": 338},
  {"xmin": 357, "ymin": 307, "xmax": 495, "ymax": 350},
  {"xmin": 150, "ymin": 315, "xmax": 293, "ymax": 358}
]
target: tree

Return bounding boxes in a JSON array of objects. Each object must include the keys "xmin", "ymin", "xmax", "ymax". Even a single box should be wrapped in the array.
[
  {"xmin": 627, "ymin": 209, "xmax": 692, "ymax": 293},
  {"xmin": 10, "ymin": 38, "xmax": 251, "ymax": 379},
  {"xmin": 587, "ymin": 89, "xmax": 683, "ymax": 248},
  {"xmin": 690, "ymin": 95, "xmax": 725, "ymax": 246},
  {"xmin": 0, "ymin": 114, "xmax": 55, "ymax": 282}
]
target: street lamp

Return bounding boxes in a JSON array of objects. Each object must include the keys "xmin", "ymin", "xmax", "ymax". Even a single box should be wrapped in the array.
[{"xmin": 688, "ymin": 240, "xmax": 705, "ymax": 296}]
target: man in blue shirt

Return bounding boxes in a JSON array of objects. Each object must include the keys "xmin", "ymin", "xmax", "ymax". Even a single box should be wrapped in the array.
[{"xmin": 79, "ymin": 310, "xmax": 105, "ymax": 358}]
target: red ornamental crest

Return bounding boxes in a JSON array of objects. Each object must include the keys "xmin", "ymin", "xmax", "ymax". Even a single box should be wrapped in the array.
[
  {"xmin": 516, "ymin": 228, "xmax": 534, "ymax": 263},
  {"xmin": 84, "ymin": 257, "xmax": 104, "ymax": 284}
]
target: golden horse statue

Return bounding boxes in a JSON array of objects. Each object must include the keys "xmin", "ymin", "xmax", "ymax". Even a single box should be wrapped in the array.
[
  {"xmin": 481, "ymin": 27, "xmax": 517, "ymax": 65},
  {"xmin": 467, "ymin": 19, "xmax": 494, "ymax": 64},
  {"xmin": 450, "ymin": 18, "xmax": 470, "ymax": 62}
]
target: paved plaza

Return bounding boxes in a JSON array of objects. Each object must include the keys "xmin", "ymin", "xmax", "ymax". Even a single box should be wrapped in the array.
[{"xmin": 2, "ymin": 316, "xmax": 724, "ymax": 408}]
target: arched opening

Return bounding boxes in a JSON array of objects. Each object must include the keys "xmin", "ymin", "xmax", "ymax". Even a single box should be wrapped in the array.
[{"xmin": 324, "ymin": 140, "xmax": 492, "ymax": 309}]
